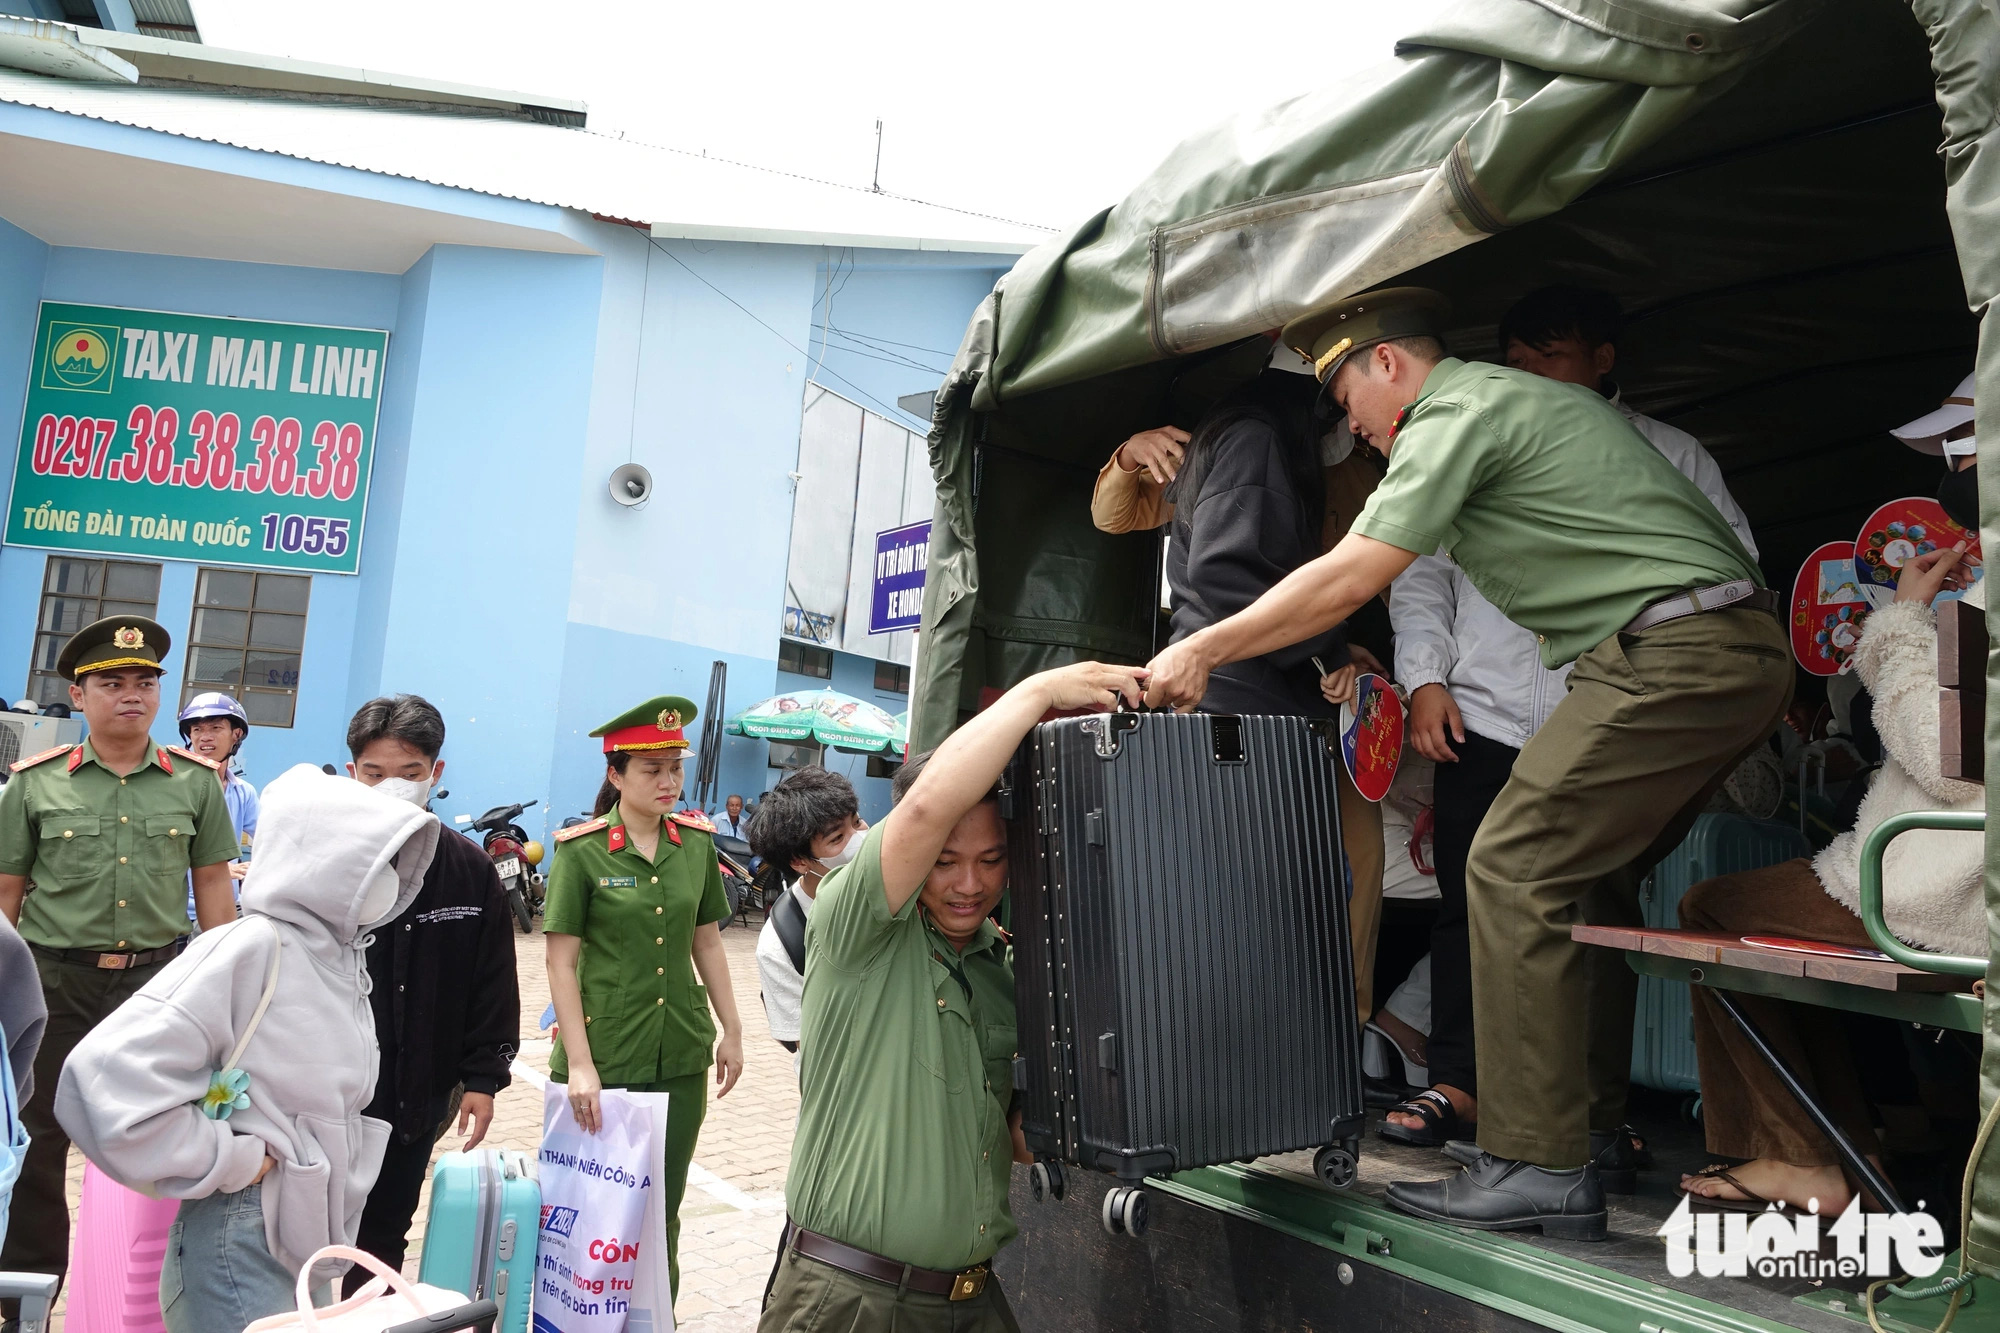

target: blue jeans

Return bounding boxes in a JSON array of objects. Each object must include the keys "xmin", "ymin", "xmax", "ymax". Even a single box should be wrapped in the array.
[{"xmin": 160, "ymin": 1185, "xmax": 328, "ymax": 1333}]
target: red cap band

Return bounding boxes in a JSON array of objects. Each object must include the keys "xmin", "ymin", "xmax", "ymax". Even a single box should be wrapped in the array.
[{"xmin": 601, "ymin": 722, "xmax": 689, "ymax": 754}]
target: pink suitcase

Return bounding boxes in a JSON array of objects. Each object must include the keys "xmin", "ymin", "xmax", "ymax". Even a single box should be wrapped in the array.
[{"xmin": 66, "ymin": 1161, "xmax": 177, "ymax": 1333}]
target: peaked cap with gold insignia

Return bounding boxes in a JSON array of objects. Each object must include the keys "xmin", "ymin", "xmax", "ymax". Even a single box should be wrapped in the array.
[
  {"xmin": 591, "ymin": 695, "xmax": 699, "ymax": 754},
  {"xmin": 57, "ymin": 614, "xmax": 170, "ymax": 681},
  {"xmin": 1282, "ymin": 287, "xmax": 1451, "ymax": 385}
]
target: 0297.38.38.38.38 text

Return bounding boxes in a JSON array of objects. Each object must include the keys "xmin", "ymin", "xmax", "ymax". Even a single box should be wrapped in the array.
[{"xmin": 29, "ymin": 406, "xmax": 366, "ymax": 502}]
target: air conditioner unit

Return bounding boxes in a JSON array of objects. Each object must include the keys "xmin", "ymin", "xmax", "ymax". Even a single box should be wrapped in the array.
[{"xmin": 0, "ymin": 714, "xmax": 83, "ymax": 775}]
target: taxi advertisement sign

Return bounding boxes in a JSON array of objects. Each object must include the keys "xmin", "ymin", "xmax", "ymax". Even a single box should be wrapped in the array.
[{"xmin": 7, "ymin": 301, "xmax": 388, "ymax": 575}]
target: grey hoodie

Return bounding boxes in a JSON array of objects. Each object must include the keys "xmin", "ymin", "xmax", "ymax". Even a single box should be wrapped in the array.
[{"xmin": 56, "ymin": 765, "xmax": 439, "ymax": 1277}]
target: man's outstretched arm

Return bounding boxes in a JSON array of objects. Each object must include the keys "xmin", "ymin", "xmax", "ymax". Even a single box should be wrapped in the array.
[
  {"xmin": 879, "ymin": 662, "xmax": 1149, "ymax": 913},
  {"xmin": 1145, "ymin": 533, "xmax": 1418, "ymax": 710}
]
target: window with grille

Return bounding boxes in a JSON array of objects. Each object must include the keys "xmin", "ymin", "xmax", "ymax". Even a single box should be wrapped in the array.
[
  {"xmin": 873, "ymin": 661, "xmax": 910, "ymax": 695},
  {"xmin": 778, "ymin": 640, "xmax": 833, "ymax": 680},
  {"xmin": 182, "ymin": 568, "xmax": 311, "ymax": 727},
  {"xmin": 27, "ymin": 557, "xmax": 162, "ymax": 706}
]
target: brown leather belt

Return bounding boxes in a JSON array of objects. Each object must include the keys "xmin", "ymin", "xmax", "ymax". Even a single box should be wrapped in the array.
[
  {"xmin": 31, "ymin": 938, "xmax": 187, "ymax": 971},
  {"xmin": 786, "ymin": 1222, "xmax": 990, "ymax": 1301}
]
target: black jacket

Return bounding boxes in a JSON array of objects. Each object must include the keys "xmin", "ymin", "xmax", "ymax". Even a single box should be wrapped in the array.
[
  {"xmin": 362, "ymin": 826, "xmax": 520, "ymax": 1144},
  {"xmin": 1165, "ymin": 417, "xmax": 1347, "ymax": 716}
]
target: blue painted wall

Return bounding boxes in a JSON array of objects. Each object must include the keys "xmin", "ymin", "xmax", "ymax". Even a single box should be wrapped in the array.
[
  {"xmin": 352, "ymin": 244, "xmax": 601, "ymax": 829},
  {"xmin": 0, "ymin": 218, "xmax": 51, "ymax": 695},
  {"xmin": 804, "ymin": 253, "xmax": 1007, "ymax": 433},
  {"xmin": 344, "ymin": 249, "xmax": 434, "ymax": 710},
  {"xmin": 0, "ymin": 240, "xmax": 401, "ymax": 775},
  {"xmin": 0, "ymin": 183, "xmax": 1008, "ymax": 843}
]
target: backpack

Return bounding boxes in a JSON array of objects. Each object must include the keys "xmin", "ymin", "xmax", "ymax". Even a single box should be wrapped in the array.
[{"xmin": 771, "ymin": 884, "xmax": 806, "ymax": 975}]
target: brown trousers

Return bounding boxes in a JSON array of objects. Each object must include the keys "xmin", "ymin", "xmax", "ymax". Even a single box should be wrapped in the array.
[
  {"xmin": 759, "ymin": 1249, "xmax": 1019, "ymax": 1333},
  {"xmin": 1468, "ymin": 606, "xmax": 1794, "ymax": 1167},
  {"xmin": 1678, "ymin": 859, "xmax": 1882, "ymax": 1165},
  {"xmin": 1338, "ymin": 761, "xmax": 1386, "ymax": 1026}
]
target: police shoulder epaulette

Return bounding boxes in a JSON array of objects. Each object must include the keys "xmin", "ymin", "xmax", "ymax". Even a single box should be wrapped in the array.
[
  {"xmin": 164, "ymin": 745, "xmax": 221, "ymax": 772},
  {"xmin": 9, "ymin": 744, "xmax": 73, "ymax": 773},
  {"xmin": 670, "ymin": 810, "xmax": 715, "ymax": 834},
  {"xmin": 554, "ymin": 816, "xmax": 608, "ymax": 844}
]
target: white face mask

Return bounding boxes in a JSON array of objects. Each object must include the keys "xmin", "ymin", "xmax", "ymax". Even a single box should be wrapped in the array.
[
  {"xmin": 372, "ymin": 776, "xmax": 433, "ymax": 808},
  {"xmin": 816, "ymin": 828, "xmax": 867, "ymax": 872}
]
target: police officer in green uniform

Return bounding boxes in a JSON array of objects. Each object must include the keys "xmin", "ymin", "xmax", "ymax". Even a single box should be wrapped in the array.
[
  {"xmin": 760, "ymin": 660, "xmax": 1149, "ymax": 1333},
  {"xmin": 0, "ymin": 616, "xmax": 238, "ymax": 1318},
  {"xmin": 543, "ymin": 695, "xmax": 744, "ymax": 1307},
  {"xmin": 1145, "ymin": 288, "xmax": 1792, "ymax": 1239}
]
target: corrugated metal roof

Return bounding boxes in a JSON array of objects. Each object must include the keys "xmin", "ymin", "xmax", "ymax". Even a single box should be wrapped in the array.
[
  {"xmin": 0, "ymin": 70, "xmax": 1052, "ymax": 252},
  {"xmin": 128, "ymin": 0, "xmax": 197, "ymax": 25},
  {"xmin": 129, "ymin": 0, "xmax": 198, "ymax": 40}
]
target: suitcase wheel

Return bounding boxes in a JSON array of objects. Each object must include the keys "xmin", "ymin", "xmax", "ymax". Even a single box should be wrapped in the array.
[
  {"xmin": 1101, "ymin": 1185, "xmax": 1148, "ymax": 1238},
  {"xmin": 1680, "ymin": 1094, "xmax": 1704, "ymax": 1127},
  {"xmin": 1029, "ymin": 1159, "xmax": 1066, "ymax": 1204},
  {"xmin": 1315, "ymin": 1141, "xmax": 1360, "ymax": 1191}
]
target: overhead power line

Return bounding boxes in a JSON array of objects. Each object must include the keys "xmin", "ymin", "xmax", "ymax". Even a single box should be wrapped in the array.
[{"xmin": 645, "ymin": 236, "xmax": 928, "ymax": 423}]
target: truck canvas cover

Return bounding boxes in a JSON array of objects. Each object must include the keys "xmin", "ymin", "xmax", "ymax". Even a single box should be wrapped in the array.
[{"xmin": 912, "ymin": 0, "xmax": 2000, "ymax": 1273}]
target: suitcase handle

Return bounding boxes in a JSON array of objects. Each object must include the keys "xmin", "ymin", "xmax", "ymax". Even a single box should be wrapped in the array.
[{"xmin": 383, "ymin": 1299, "xmax": 502, "ymax": 1333}]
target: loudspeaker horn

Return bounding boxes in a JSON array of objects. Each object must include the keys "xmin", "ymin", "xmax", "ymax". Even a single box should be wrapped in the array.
[{"xmin": 609, "ymin": 462, "xmax": 653, "ymax": 509}]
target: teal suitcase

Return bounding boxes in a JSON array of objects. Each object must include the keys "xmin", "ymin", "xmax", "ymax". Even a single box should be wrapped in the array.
[
  {"xmin": 418, "ymin": 1149, "xmax": 539, "ymax": 1333},
  {"xmin": 1629, "ymin": 812, "xmax": 1813, "ymax": 1096}
]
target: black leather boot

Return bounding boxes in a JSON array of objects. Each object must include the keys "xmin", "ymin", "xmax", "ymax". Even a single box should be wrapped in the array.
[
  {"xmin": 1442, "ymin": 1127, "xmax": 1645, "ymax": 1195},
  {"xmin": 1386, "ymin": 1153, "xmax": 1607, "ymax": 1239},
  {"xmin": 1588, "ymin": 1126, "xmax": 1645, "ymax": 1194}
]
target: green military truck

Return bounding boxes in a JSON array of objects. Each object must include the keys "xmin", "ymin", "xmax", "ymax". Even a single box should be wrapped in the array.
[{"xmin": 910, "ymin": 0, "xmax": 2000, "ymax": 1328}]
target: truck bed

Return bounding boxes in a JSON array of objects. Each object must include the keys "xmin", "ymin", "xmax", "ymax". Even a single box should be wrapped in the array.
[{"xmin": 994, "ymin": 1102, "xmax": 1974, "ymax": 1333}]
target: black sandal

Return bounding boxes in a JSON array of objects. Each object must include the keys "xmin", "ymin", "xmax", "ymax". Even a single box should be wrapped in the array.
[{"xmin": 1378, "ymin": 1088, "xmax": 1465, "ymax": 1148}]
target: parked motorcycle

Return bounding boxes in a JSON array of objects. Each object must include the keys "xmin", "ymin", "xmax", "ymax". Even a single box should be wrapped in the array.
[
  {"xmin": 714, "ymin": 832, "xmax": 759, "ymax": 928},
  {"xmin": 460, "ymin": 799, "xmax": 545, "ymax": 933}
]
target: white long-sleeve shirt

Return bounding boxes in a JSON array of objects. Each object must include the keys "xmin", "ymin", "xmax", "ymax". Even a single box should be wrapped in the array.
[
  {"xmin": 1392, "ymin": 399, "xmax": 1756, "ymax": 747},
  {"xmin": 755, "ymin": 880, "xmax": 813, "ymax": 1045},
  {"xmin": 1613, "ymin": 393, "xmax": 1758, "ymax": 559}
]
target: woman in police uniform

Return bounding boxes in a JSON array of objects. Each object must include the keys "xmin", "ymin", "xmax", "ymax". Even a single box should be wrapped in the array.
[{"xmin": 543, "ymin": 695, "xmax": 745, "ymax": 1304}]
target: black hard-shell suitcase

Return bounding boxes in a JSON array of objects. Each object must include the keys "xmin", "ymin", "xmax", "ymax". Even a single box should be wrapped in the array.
[{"xmin": 1005, "ymin": 710, "xmax": 1366, "ymax": 1231}]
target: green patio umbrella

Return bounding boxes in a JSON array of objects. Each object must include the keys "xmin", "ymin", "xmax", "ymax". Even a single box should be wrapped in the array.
[{"xmin": 725, "ymin": 689, "xmax": 904, "ymax": 753}]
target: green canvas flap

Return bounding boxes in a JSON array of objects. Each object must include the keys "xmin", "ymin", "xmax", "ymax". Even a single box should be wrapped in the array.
[{"xmin": 1909, "ymin": 0, "xmax": 2000, "ymax": 1278}]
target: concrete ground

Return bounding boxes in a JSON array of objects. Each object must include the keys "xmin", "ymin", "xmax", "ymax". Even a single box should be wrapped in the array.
[{"xmin": 51, "ymin": 916, "xmax": 795, "ymax": 1332}]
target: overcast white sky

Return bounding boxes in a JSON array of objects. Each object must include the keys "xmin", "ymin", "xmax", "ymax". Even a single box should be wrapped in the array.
[{"xmin": 190, "ymin": 0, "xmax": 1445, "ymax": 233}]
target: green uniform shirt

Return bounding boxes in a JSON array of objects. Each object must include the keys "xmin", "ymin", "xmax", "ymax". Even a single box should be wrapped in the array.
[
  {"xmin": 543, "ymin": 809, "xmax": 730, "ymax": 1086},
  {"xmin": 1351, "ymin": 358, "xmax": 1762, "ymax": 667},
  {"xmin": 785, "ymin": 823, "xmax": 1018, "ymax": 1271},
  {"xmin": 0, "ymin": 738, "xmax": 236, "ymax": 952}
]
